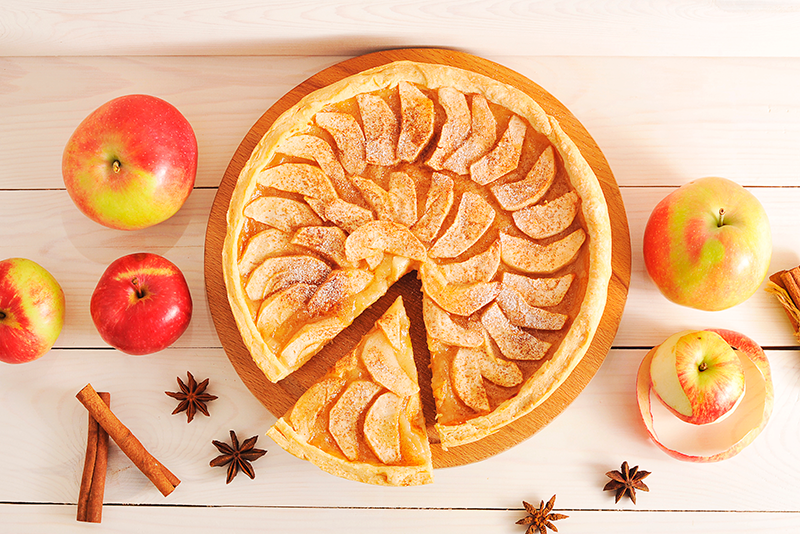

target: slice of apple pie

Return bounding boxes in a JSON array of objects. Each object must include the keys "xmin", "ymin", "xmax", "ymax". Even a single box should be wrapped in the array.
[
  {"xmin": 224, "ymin": 59, "xmax": 612, "ymax": 457},
  {"xmin": 266, "ymin": 297, "xmax": 433, "ymax": 486}
]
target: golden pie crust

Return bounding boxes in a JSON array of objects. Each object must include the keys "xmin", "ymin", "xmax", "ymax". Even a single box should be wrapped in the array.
[
  {"xmin": 223, "ymin": 60, "xmax": 612, "ymax": 459},
  {"xmin": 266, "ymin": 297, "xmax": 434, "ymax": 486}
]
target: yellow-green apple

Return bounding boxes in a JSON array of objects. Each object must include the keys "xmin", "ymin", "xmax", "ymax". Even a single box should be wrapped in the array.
[
  {"xmin": 62, "ymin": 94, "xmax": 197, "ymax": 230},
  {"xmin": 649, "ymin": 329, "xmax": 745, "ymax": 425},
  {"xmin": 91, "ymin": 253, "xmax": 192, "ymax": 355},
  {"xmin": 642, "ymin": 177, "xmax": 771, "ymax": 311},
  {"xmin": 0, "ymin": 258, "xmax": 65, "ymax": 364}
]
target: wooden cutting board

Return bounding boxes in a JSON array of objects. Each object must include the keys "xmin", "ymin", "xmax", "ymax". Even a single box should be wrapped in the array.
[{"xmin": 204, "ymin": 48, "xmax": 631, "ymax": 469}]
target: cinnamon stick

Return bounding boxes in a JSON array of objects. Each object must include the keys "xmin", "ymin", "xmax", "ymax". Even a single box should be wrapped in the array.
[
  {"xmin": 76, "ymin": 384, "xmax": 180, "ymax": 497},
  {"xmin": 780, "ymin": 267, "xmax": 800, "ymax": 306},
  {"xmin": 767, "ymin": 265, "xmax": 800, "ymax": 342},
  {"xmin": 77, "ymin": 391, "xmax": 110, "ymax": 523}
]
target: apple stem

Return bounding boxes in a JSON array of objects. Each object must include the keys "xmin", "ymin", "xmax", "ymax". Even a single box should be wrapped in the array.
[
  {"xmin": 112, "ymin": 160, "xmax": 121, "ymax": 174},
  {"xmin": 718, "ymin": 208, "xmax": 725, "ymax": 227},
  {"xmin": 131, "ymin": 277, "xmax": 146, "ymax": 299},
  {"xmin": 698, "ymin": 362, "xmax": 708, "ymax": 372},
  {"xmin": 0, "ymin": 311, "xmax": 5, "ymax": 320}
]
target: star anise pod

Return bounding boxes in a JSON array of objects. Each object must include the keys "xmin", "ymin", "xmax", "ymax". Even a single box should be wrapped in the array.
[
  {"xmin": 165, "ymin": 371, "xmax": 218, "ymax": 423},
  {"xmin": 516, "ymin": 495, "xmax": 568, "ymax": 534},
  {"xmin": 210, "ymin": 430, "xmax": 267, "ymax": 483},
  {"xmin": 604, "ymin": 461, "xmax": 650, "ymax": 504}
]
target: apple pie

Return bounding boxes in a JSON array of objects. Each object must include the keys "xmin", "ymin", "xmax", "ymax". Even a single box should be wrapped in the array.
[
  {"xmin": 223, "ymin": 60, "xmax": 612, "ymax": 456},
  {"xmin": 266, "ymin": 297, "xmax": 434, "ymax": 486}
]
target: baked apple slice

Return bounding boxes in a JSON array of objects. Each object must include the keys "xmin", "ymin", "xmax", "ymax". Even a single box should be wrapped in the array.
[{"xmin": 267, "ymin": 297, "xmax": 433, "ymax": 486}]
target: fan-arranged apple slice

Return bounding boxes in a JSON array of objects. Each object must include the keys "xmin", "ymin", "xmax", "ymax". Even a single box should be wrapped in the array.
[
  {"xmin": 267, "ymin": 297, "xmax": 434, "ymax": 486},
  {"xmin": 481, "ymin": 302, "xmax": 550, "ymax": 360},
  {"xmin": 243, "ymin": 197, "xmax": 323, "ymax": 233},
  {"xmin": 280, "ymin": 316, "xmax": 348, "ymax": 370},
  {"xmin": 430, "ymin": 192, "xmax": 495, "ymax": 258},
  {"xmin": 351, "ymin": 172, "xmax": 417, "ymax": 227},
  {"xmin": 422, "ymin": 296, "xmax": 484, "ymax": 348},
  {"xmin": 440, "ymin": 239, "xmax": 501, "ymax": 285},
  {"xmin": 420, "ymin": 261, "xmax": 500, "ymax": 317},
  {"xmin": 451, "ymin": 344, "xmax": 523, "ymax": 413},
  {"xmin": 499, "ymin": 229, "xmax": 586, "ymax": 274},
  {"xmin": 397, "ymin": 81, "xmax": 435, "ymax": 163},
  {"xmin": 470, "ymin": 114, "xmax": 527, "ymax": 186},
  {"xmin": 238, "ymin": 228, "xmax": 292, "ymax": 276},
  {"xmin": 427, "ymin": 87, "xmax": 471, "ymax": 170},
  {"xmin": 256, "ymin": 163, "xmax": 339, "ymax": 203},
  {"xmin": 442, "ymin": 94, "xmax": 497, "ymax": 175},
  {"xmin": 364, "ymin": 392, "xmax": 405, "ymax": 464},
  {"xmin": 245, "ymin": 255, "xmax": 330, "ymax": 301},
  {"xmin": 305, "ymin": 197, "xmax": 375, "ymax": 234},
  {"xmin": 495, "ymin": 284, "xmax": 568, "ymax": 330},
  {"xmin": 410, "ymin": 172, "xmax": 454, "ymax": 243},
  {"xmin": 345, "ymin": 220, "xmax": 427, "ymax": 265},
  {"xmin": 329, "ymin": 380, "xmax": 384, "ymax": 460},
  {"xmin": 451, "ymin": 347, "xmax": 491, "ymax": 413},
  {"xmin": 388, "ymin": 172, "xmax": 418, "ymax": 227},
  {"xmin": 315, "ymin": 111, "xmax": 367, "ymax": 176},
  {"xmin": 513, "ymin": 190, "xmax": 580, "ymax": 239},
  {"xmin": 291, "ymin": 226, "xmax": 352, "ymax": 269},
  {"xmin": 361, "ymin": 328, "xmax": 419, "ymax": 398},
  {"xmin": 306, "ymin": 269, "xmax": 374, "ymax": 317},
  {"xmin": 277, "ymin": 135, "xmax": 363, "ymax": 204},
  {"xmin": 290, "ymin": 377, "xmax": 346, "ymax": 440},
  {"xmin": 255, "ymin": 283, "xmax": 317, "ymax": 340},
  {"xmin": 475, "ymin": 340, "xmax": 524, "ymax": 388},
  {"xmin": 357, "ymin": 93, "xmax": 399, "ymax": 166},
  {"xmin": 501, "ymin": 272, "xmax": 574, "ymax": 307},
  {"xmin": 492, "ymin": 146, "xmax": 556, "ymax": 211}
]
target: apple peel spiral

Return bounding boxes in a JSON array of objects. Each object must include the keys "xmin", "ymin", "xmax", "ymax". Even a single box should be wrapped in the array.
[{"xmin": 636, "ymin": 328, "xmax": 773, "ymax": 462}]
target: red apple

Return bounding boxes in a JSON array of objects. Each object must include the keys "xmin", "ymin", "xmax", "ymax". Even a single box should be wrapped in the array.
[
  {"xmin": 62, "ymin": 94, "xmax": 197, "ymax": 230},
  {"xmin": 642, "ymin": 177, "xmax": 771, "ymax": 311},
  {"xmin": 91, "ymin": 253, "xmax": 192, "ymax": 355},
  {"xmin": 637, "ymin": 327, "xmax": 773, "ymax": 462},
  {"xmin": 0, "ymin": 258, "xmax": 65, "ymax": 364},
  {"xmin": 649, "ymin": 330, "xmax": 745, "ymax": 425}
]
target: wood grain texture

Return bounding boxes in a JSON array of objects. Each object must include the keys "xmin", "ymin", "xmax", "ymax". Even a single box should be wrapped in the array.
[
  {"xmin": 204, "ymin": 48, "xmax": 631, "ymax": 469},
  {"xmin": 4, "ymin": 1, "xmax": 800, "ymax": 58},
  {"xmin": 4, "ymin": 56, "xmax": 800, "ymax": 191},
  {"xmin": 1, "ymin": 186, "xmax": 796, "ymax": 351},
  {"xmin": 3, "ymin": 505, "xmax": 800, "ymax": 533},
  {"xmin": 2, "ymin": 348, "xmax": 799, "ymax": 512},
  {"xmin": 0, "ymin": 189, "xmax": 220, "ymax": 349}
]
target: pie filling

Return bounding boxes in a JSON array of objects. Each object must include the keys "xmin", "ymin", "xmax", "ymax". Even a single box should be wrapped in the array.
[
  {"xmin": 224, "ymin": 60, "xmax": 612, "ymax": 465},
  {"xmin": 267, "ymin": 297, "xmax": 434, "ymax": 486}
]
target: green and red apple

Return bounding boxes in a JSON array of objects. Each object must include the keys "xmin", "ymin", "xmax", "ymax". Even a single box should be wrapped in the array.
[
  {"xmin": 642, "ymin": 177, "xmax": 771, "ymax": 311},
  {"xmin": 91, "ymin": 252, "xmax": 192, "ymax": 355},
  {"xmin": 638, "ymin": 327, "xmax": 773, "ymax": 462},
  {"xmin": 62, "ymin": 94, "xmax": 198, "ymax": 230},
  {"xmin": 0, "ymin": 258, "xmax": 65, "ymax": 364},
  {"xmin": 649, "ymin": 329, "xmax": 745, "ymax": 425}
]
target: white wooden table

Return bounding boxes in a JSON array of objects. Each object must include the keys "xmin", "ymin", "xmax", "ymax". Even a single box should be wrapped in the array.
[{"xmin": 3, "ymin": 2, "xmax": 800, "ymax": 532}]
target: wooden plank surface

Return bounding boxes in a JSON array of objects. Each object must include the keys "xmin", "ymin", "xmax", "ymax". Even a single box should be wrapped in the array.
[
  {"xmin": 4, "ymin": 1, "xmax": 800, "ymax": 58},
  {"xmin": 1, "ymin": 186, "xmax": 796, "ymax": 351},
  {"xmin": 2, "ymin": 348, "xmax": 799, "ymax": 511},
  {"xmin": 4, "ymin": 505, "xmax": 800, "ymax": 534},
  {"xmin": 2, "ymin": 3, "xmax": 800, "ymax": 533},
  {"xmin": 3, "ymin": 56, "xmax": 800, "ymax": 191}
]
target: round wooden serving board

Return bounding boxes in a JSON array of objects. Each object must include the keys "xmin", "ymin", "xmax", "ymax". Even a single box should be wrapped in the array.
[{"xmin": 204, "ymin": 48, "xmax": 632, "ymax": 469}]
